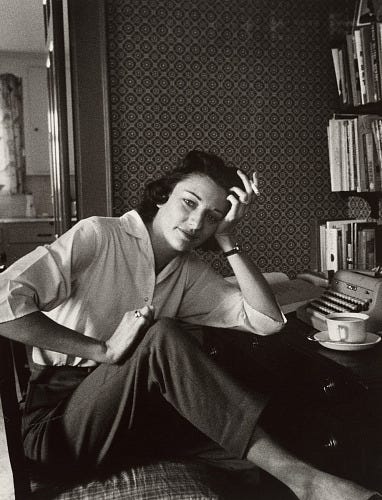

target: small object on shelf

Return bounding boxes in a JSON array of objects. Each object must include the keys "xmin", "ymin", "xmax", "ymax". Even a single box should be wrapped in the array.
[{"xmin": 25, "ymin": 193, "xmax": 36, "ymax": 218}]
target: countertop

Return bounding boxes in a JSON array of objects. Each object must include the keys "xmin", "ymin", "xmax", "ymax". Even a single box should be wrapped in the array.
[{"xmin": 0, "ymin": 217, "xmax": 54, "ymax": 223}]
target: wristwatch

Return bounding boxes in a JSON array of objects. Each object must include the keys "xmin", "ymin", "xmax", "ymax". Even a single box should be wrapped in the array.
[{"xmin": 223, "ymin": 243, "xmax": 241, "ymax": 257}]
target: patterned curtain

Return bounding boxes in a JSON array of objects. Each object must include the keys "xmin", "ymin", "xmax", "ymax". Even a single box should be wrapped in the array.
[{"xmin": 0, "ymin": 73, "xmax": 25, "ymax": 194}]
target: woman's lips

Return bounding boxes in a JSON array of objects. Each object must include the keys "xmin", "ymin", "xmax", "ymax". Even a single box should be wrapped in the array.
[{"xmin": 177, "ymin": 228, "xmax": 198, "ymax": 241}]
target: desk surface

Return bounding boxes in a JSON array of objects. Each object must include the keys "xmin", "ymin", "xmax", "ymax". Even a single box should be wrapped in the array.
[
  {"xmin": 205, "ymin": 318, "xmax": 382, "ymax": 489},
  {"xmin": 279, "ymin": 315, "xmax": 382, "ymax": 387}
]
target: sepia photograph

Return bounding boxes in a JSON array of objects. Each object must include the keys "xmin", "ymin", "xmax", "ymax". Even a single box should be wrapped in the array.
[{"xmin": 0, "ymin": 1, "xmax": 382, "ymax": 499}]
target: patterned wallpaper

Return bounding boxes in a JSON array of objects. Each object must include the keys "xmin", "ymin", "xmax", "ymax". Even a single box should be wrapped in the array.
[{"xmin": 106, "ymin": 0, "xmax": 374, "ymax": 278}]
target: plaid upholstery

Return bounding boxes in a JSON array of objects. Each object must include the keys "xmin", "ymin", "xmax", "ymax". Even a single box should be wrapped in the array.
[{"xmin": 31, "ymin": 460, "xmax": 238, "ymax": 499}]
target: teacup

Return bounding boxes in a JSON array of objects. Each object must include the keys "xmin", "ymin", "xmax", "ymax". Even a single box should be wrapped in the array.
[{"xmin": 326, "ymin": 312, "xmax": 369, "ymax": 343}]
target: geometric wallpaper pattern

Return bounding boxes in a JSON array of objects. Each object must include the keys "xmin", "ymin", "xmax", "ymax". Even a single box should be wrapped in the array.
[{"xmin": 106, "ymin": 0, "xmax": 375, "ymax": 278}]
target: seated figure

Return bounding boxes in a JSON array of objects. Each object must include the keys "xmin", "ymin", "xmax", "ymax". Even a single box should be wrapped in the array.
[{"xmin": 0, "ymin": 150, "xmax": 379, "ymax": 500}]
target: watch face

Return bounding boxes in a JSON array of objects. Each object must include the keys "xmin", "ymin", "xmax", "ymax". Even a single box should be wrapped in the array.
[{"xmin": 224, "ymin": 244, "xmax": 241, "ymax": 257}]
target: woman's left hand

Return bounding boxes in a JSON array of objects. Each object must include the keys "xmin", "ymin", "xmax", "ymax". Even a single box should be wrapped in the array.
[{"xmin": 215, "ymin": 170, "xmax": 259, "ymax": 237}]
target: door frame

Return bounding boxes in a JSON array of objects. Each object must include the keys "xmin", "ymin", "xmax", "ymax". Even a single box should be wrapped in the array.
[{"xmin": 68, "ymin": 0, "xmax": 112, "ymax": 219}]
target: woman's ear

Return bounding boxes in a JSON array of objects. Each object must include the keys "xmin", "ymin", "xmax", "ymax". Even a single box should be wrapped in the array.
[{"xmin": 156, "ymin": 194, "xmax": 168, "ymax": 208}]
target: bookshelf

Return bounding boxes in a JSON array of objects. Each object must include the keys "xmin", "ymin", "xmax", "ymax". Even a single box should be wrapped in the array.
[
  {"xmin": 328, "ymin": 0, "xmax": 382, "ymax": 219},
  {"xmin": 311, "ymin": 218, "xmax": 381, "ymax": 273},
  {"xmin": 313, "ymin": 1, "xmax": 382, "ymax": 275}
]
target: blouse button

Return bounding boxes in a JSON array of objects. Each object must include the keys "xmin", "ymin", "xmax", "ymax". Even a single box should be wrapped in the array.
[{"xmin": 144, "ymin": 297, "xmax": 149, "ymax": 302}]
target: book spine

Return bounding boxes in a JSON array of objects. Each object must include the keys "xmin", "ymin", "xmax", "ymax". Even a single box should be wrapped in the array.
[
  {"xmin": 328, "ymin": 119, "xmax": 342, "ymax": 191},
  {"xmin": 339, "ymin": 47, "xmax": 348, "ymax": 104},
  {"xmin": 365, "ymin": 228, "xmax": 376, "ymax": 269},
  {"xmin": 342, "ymin": 120, "xmax": 350, "ymax": 191},
  {"xmin": 350, "ymin": 119, "xmax": 359, "ymax": 191},
  {"xmin": 357, "ymin": 229, "xmax": 367, "ymax": 269},
  {"xmin": 331, "ymin": 48, "xmax": 342, "ymax": 99},
  {"xmin": 378, "ymin": 23, "xmax": 382, "ymax": 98},
  {"xmin": 346, "ymin": 33, "xmax": 362, "ymax": 106},
  {"xmin": 354, "ymin": 29, "xmax": 367, "ymax": 104},
  {"xmin": 371, "ymin": 119, "xmax": 382, "ymax": 191},
  {"xmin": 370, "ymin": 23, "xmax": 381, "ymax": 102},
  {"xmin": 319, "ymin": 223, "xmax": 327, "ymax": 272},
  {"xmin": 365, "ymin": 131, "xmax": 376, "ymax": 191},
  {"xmin": 357, "ymin": 115, "xmax": 371, "ymax": 191},
  {"xmin": 360, "ymin": 25, "xmax": 375, "ymax": 104},
  {"xmin": 326, "ymin": 227, "xmax": 339, "ymax": 272},
  {"xmin": 347, "ymin": 120, "xmax": 355, "ymax": 191},
  {"xmin": 353, "ymin": 117, "xmax": 362, "ymax": 191}
]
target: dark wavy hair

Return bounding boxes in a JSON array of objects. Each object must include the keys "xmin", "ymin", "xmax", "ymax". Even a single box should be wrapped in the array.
[{"xmin": 137, "ymin": 150, "xmax": 243, "ymax": 251}]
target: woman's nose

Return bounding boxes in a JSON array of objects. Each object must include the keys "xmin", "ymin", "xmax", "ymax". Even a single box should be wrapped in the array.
[{"xmin": 188, "ymin": 211, "xmax": 204, "ymax": 230}]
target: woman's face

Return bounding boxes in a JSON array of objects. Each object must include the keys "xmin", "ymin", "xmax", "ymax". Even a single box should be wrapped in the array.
[{"xmin": 151, "ymin": 174, "xmax": 229, "ymax": 253}]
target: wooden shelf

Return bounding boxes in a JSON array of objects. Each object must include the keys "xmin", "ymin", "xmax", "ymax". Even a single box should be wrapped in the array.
[{"xmin": 337, "ymin": 102, "xmax": 382, "ymax": 115}]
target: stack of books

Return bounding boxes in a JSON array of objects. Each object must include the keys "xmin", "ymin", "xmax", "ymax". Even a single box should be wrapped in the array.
[
  {"xmin": 312, "ymin": 218, "xmax": 381, "ymax": 273},
  {"xmin": 327, "ymin": 114, "xmax": 382, "ymax": 192},
  {"xmin": 331, "ymin": 1, "xmax": 382, "ymax": 106}
]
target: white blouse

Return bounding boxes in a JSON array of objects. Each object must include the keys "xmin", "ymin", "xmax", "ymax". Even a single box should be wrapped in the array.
[{"xmin": 0, "ymin": 210, "xmax": 285, "ymax": 366}]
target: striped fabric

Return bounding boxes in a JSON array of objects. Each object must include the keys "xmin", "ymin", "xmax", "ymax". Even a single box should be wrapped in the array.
[{"xmin": 32, "ymin": 460, "xmax": 231, "ymax": 499}]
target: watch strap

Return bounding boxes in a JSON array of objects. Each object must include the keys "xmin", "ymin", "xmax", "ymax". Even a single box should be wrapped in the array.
[{"xmin": 223, "ymin": 244, "xmax": 241, "ymax": 257}]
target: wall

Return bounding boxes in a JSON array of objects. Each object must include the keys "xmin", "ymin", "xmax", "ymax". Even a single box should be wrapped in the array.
[{"xmin": 106, "ymin": 0, "xmax": 372, "ymax": 278}]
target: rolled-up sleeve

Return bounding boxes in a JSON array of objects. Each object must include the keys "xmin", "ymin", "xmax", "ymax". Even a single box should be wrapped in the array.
[
  {"xmin": 177, "ymin": 256, "xmax": 286, "ymax": 335},
  {"xmin": 0, "ymin": 219, "xmax": 97, "ymax": 323}
]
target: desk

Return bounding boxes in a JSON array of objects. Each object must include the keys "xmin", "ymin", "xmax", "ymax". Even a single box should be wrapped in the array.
[{"xmin": 204, "ymin": 314, "xmax": 382, "ymax": 491}]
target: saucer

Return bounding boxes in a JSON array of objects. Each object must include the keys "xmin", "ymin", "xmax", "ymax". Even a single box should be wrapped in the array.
[{"xmin": 313, "ymin": 331, "xmax": 381, "ymax": 351}]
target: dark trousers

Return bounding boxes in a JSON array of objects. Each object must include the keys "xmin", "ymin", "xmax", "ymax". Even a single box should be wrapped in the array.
[{"xmin": 22, "ymin": 319, "xmax": 269, "ymax": 474}]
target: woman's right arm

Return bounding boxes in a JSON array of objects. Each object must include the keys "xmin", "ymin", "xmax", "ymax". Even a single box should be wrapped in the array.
[
  {"xmin": 0, "ymin": 311, "xmax": 108, "ymax": 362},
  {"xmin": 0, "ymin": 219, "xmax": 154, "ymax": 364},
  {"xmin": 0, "ymin": 307, "xmax": 154, "ymax": 365}
]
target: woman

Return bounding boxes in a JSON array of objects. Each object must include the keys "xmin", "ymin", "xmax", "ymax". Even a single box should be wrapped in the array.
[{"xmin": 0, "ymin": 150, "xmax": 377, "ymax": 499}]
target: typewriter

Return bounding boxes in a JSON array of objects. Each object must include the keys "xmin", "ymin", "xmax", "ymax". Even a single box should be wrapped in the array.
[{"xmin": 296, "ymin": 269, "xmax": 382, "ymax": 333}]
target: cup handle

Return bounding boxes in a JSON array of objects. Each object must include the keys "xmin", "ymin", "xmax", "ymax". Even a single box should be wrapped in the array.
[{"xmin": 338, "ymin": 325, "xmax": 347, "ymax": 341}]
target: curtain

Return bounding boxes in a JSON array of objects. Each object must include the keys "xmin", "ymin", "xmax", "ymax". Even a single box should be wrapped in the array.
[{"xmin": 0, "ymin": 73, "xmax": 25, "ymax": 194}]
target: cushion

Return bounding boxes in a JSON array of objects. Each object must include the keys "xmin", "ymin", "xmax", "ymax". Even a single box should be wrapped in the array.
[{"xmin": 32, "ymin": 460, "xmax": 231, "ymax": 499}]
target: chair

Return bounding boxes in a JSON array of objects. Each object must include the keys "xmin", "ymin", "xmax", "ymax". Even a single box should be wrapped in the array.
[
  {"xmin": 0, "ymin": 336, "xmax": 31, "ymax": 498},
  {"xmin": 0, "ymin": 335, "xmax": 295, "ymax": 500}
]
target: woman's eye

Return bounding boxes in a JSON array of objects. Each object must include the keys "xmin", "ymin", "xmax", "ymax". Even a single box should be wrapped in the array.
[
  {"xmin": 207, "ymin": 214, "xmax": 220, "ymax": 224},
  {"xmin": 183, "ymin": 199, "xmax": 196, "ymax": 208}
]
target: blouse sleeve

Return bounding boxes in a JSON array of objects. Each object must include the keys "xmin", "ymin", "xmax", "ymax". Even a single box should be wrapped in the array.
[
  {"xmin": 0, "ymin": 218, "xmax": 99, "ymax": 323},
  {"xmin": 177, "ymin": 255, "xmax": 286, "ymax": 335}
]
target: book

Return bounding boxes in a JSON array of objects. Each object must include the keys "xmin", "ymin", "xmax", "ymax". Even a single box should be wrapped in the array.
[
  {"xmin": 328, "ymin": 119, "xmax": 343, "ymax": 191},
  {"xmin": 326, "ymin": 220, "xmax": 352, "ymax": 270},
  {"xmin": 371, "ymin": 118, "xmax": 382, "ymax": 189},
  {"xmin": 360, "ymin": 24, "xmax": 377, "ymax": 103},
  {"xmin": 326, "ymin": 227, "xmax": 339, "ymax": 272},
  {"xmin": 349, "ymin": 118, "xmax": 359, "ymax": 191},
  {"xmin": 377, "ymin": 22, "xmax": 382, "ymax": 97},
  {"xmin": 355, "ymin": 222, "xmax": 379, "ymax": 268},
  {"xmin": 357, "ymin": 114, "xmax": 382, "ymax": 191},
  {"xmin": 354, "ymin": 28, "xmax": 367, "ymax": 104},
  {"xmin": 355, "ymin": 0, "xmax": 379, "ymax": 26},
  {"xmin": 365, "ymin": 128, "xmax": 377, "ymax": 190},
  {"xmin": 319, "ymin": 223, "xmax": 327, "ymax": 271},
  {"xmin": 357, "ymin": 226, "xmax": 376, "ymax": 269},
  {"xmin": 331, "ymin": 47, "xmax": 342, "ymax": 100},
  {"xmin": 370, "ymin": 22, "xmax": 381, "ymax": 101},
  {"xmin": 365, "ymin": 227, "xmax": 377, "ymax": 268},
  {"xmin": 346, "ymin": 33, "xmax": 362, "ymax": 106},
  {"xmin": 341, "ymin": 120, "xmax": 350, "ymax": 191}
]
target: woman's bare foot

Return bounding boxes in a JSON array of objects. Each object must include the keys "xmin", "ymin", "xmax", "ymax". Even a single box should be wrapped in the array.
[
  {"xmin": 246, "ymin": 427, "xmax": 379, "ymax": 500},
  {"xmin": 291, "ymin": 467, "xmax": 377, "ymax": 500}
]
